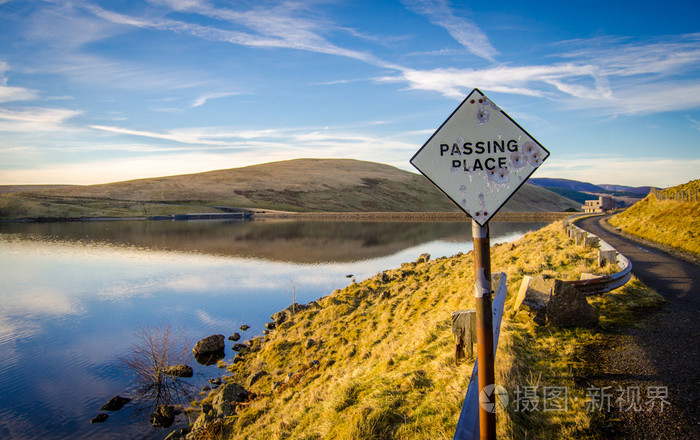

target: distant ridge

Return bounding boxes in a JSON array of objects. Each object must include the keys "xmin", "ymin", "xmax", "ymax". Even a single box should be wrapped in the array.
[
  {"xmin": 597, "ymin": 184, "xmax": 656, "ymax": 195},
  {"xmin": 530, "ymin": 177, "xmax": 656, "ymax": 195},
  {"xmin": 529, "ymin": 177, "xmax": 603, "ymax": 192},
  {"xmin": 529, "ymin": 177, "xmax": 655, "ymax": 207},
  {"xmin": 0, "ymin": 159, "xmax": 581, "ymax": 219}
]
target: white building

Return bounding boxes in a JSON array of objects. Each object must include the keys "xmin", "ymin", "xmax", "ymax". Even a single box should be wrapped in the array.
[{"xmin": 582, "ymin": 196, "xmax": 616, "ymax": 213}]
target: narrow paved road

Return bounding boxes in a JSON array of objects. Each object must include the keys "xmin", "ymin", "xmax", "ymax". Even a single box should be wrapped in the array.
[{"xmin": 577, "ymin": 215, "xmax": 700, "ymax": 439}]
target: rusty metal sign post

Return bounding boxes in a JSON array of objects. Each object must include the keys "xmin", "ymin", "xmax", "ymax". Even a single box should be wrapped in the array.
[
  {"xmin": 411, "ymin": 88, "xmax": 549, "ymax": 440},
  {"xmin": 472, "ymin": 220, "xmax": 496, "ymax": 438}
]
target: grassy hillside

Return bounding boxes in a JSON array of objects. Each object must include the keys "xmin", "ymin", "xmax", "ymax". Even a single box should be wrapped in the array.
[
  {"xmin": 609, "ymin": 179, "xmax": 700, "ymax": 256},
  {"xmin": 0, "ymin": 159, "xmax": 580, "ymax": 220},
  {"xmin": 186, "ymin": 222, "xmax": 662, "ymax": 440}
]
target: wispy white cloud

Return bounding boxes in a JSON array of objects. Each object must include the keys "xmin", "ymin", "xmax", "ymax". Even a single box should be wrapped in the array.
[
  {"xmin": 191, "ymin": 91, "xmax": 239, "ymax": 107},
  {"xmin": 50, "ymin": 52, "xmax": 212, "ymax": 92},
  {"xmin": 401, "ymin": 0, "xmax": 498, "ymax": 61},
  {"xmin": 0, "ymin": 84, "xmax": 38, "ymax": 103},
  {"xmin": 90, "ymin": 123, "xmax": 418, "ymax": 155},
  {"xmin": 90, "ymin": 124, "xmax": 232, "ymax": 146},
  {"xmin": 68, "ymin": 2, "xmax": 700, "ymax": 118},
  {"xmin": 0, "ymin": 62, "xmax": 39, "ymax": 102},
  {"xmin": 688, "ymin": 115, "xmax": 700, "ymax": 130},
  {"xmin": 557, "ymin": 33, "xmax": 700, "ymax": 77},
  {"xmin": 0, "ymin": 107, "xmax": 82, "ymax": 131},
  {"xmin": 378, "ymin": 33, "xmax": 700, "ymax": 115},
  {"xmin": 378, "ymin": 63, "xmax": 607, "ymax": 99},
  {"xmin": 87, "ymin": 1, "xmax": 402, "ymax": 71}
]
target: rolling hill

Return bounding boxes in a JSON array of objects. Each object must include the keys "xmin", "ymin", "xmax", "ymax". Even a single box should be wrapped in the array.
[{"xmin": 0, "ymin": 159, "xmax": 580, "ymax": 219}]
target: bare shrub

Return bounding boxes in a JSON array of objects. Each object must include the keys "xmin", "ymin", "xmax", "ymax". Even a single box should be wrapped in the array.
[{"xmin": 119, "ymin": 324, "xmax": 194, "ymax": 407}]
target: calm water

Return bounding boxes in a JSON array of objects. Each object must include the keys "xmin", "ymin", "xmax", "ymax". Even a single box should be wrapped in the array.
[{"xmin": 0, "ymin": 219, "xmax": 545, "ymax": 439}]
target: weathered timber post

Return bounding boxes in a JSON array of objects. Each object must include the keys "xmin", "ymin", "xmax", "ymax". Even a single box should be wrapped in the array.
[
  {"xmin": 452, "ymin": 309, "xmax": 477, "ymax": 362},
  {"xmin": 472, "ymin": 221, "xmax": 496, "ymax": 440}
]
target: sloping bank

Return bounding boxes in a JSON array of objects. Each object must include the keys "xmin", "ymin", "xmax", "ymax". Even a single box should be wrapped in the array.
[{"xmin": 177, "ymin": 222, "xmax": 663, "ymax": 440}]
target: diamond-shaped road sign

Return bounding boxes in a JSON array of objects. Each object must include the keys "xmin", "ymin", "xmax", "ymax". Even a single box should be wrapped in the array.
[{"xmin": 411, "ymin": 88, "xmax": 549, "ymax": 226}]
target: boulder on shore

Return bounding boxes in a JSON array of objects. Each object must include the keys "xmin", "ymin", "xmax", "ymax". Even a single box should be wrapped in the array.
[
  {"xmin": 193, "ymin": 334, "xmax": 224, "ymax": 355},
  {"xmin": 192, "ymin": 334, "xmax": 225, "ymax": 365}
]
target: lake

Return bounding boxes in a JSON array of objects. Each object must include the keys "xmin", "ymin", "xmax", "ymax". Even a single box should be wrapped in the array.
[{"xmin": 0, "ymin": 219, "xmax": 546, "ymax": 439}]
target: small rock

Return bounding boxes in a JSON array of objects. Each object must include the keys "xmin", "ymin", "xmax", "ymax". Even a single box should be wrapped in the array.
[
  {"xmin": 209, "ymin": 377, "xmax": 222, "ymax": 386},
  {"xmin": 149, "ymin": 405, "xmax": 176, "ymax": 428},
  {"xmin": 270, "ymin": 304, "xmax": 310, "ymax": 325},
  {"xmin": 265, "ymin": 322, "xmax": 276, "ymax": 330},
  {"xmin": 164, "ymin": 364, "xmax": 193, "ymax": 378},
  {"xmin": 248, "ymin": 370, "xmax": 268, "ymax": 387},
  {"xmin": 91, "ymin": 413, "xmax": 109, "ymax": 423},
  {"xmin": 416, "ymin": 253, "xmax": 430, "ymax": 263},
  {"xmin": 345, "ymin": 274, "xmax": 353, "ymax": 278},
  {"xmin": 212, "ymin": 383, "xmax": 248, "ymax": 417},
  {"xmin": 100, "ymin": 395, "xmax": 131, "ymax": 411},
  {"xmin": 240, "ymin": 325, "xmax": 250, "ymax": 331},
  {"xmin": 305, "ymin": 338, "xmax": 315, "ymax": 349},
  {"xmin": 228, "ymin": 333, "xmax": 241, "ymax": 341},
  {"xmin": 232, "ymin": 343, "xmax": 249, "ymax": 352},
  {"xmin": 202, "ymin": 385, "xmax": 211, "ymax": 391}
]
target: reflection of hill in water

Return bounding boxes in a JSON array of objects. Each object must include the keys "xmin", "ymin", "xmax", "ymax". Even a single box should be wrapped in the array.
[{"xmin": 0, "ymin": 220, "xmax": 545, "ymax": 263}]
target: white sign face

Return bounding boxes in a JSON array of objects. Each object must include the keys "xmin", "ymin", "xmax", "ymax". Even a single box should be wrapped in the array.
[{"xmin": 411, "ymin": 88, "xmax": 549, "ymax": 226}]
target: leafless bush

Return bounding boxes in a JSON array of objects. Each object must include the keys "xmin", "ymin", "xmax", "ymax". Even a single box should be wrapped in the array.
[{"xmin": 119, "ymin": 324, "xmax": 194, "ymax": 407}]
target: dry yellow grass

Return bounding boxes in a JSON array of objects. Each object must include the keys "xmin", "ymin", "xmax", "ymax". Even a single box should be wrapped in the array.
[
  {"xmin": 609, "ymin": 179, "xmax": 700, "ymax": 256},
  {"xmin": 187, "ymin": 222, "xmax": 662, "ymax": 439}
]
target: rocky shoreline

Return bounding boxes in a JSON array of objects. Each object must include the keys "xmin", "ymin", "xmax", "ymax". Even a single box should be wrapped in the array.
[
  {"xmin": 170, "ymin": 302, "xmax": 325, "ymax": 439},
  {"xmin": 91, "ymin": 301, "xmax": 326, "ymax": 438}
]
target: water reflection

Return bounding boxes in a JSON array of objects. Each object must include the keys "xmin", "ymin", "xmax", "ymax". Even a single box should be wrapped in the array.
[
  {"xmin": 0, "ymin": 219, "xmax": 540, "ymax": 263},
  {"xmin": 0, "ymin": 219, "xmax": 547, "ymax": 439}
]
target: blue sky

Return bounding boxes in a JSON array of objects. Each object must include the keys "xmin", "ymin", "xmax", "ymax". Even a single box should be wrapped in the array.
[{"xmin": 1, "ymin": 0, "xmax": 699, "ymax": 187}]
